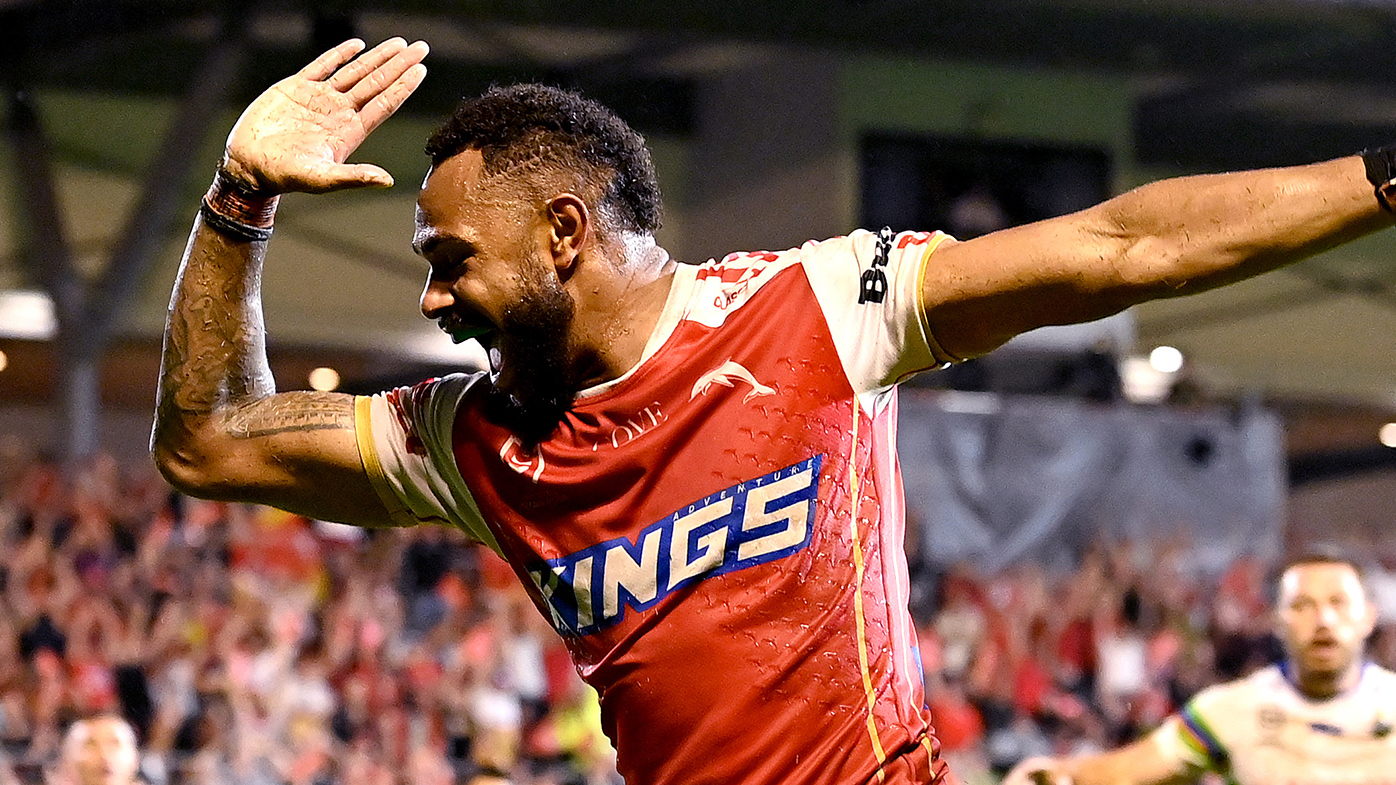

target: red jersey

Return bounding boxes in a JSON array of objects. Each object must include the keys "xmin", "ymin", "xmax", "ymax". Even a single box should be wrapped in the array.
[{"xmin": 358, "ymin": 228, "xmax": 957, "ymax": 784}]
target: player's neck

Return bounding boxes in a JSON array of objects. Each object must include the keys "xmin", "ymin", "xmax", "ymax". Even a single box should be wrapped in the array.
[
  {"xmin": 570, "ymin": 243, "xmax": 678, "ymax": 387},
  {"xmin": 1294, "ymin": 659, "xmax": 1365, "ymax": 700}
]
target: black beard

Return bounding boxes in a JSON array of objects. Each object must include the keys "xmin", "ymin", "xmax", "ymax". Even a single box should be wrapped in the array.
[{"xmin": 482, "ymin": 273, "xmax": 578, "ymax": 450}]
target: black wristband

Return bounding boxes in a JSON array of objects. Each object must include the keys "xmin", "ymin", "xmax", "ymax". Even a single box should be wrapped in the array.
[
  {"xmin": 199, "ymin": 167, "xmax": 279, "ymax": 242},
  {"xmin": 199, "ymin": 199, "xmax": 273, "ymax": 242},
  {"xmin": 1360, "ymin": 144, "xmax": 1396, "ymax": 213}
]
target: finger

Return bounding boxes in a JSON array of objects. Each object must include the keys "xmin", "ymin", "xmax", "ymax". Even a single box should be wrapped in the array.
[
  {"xmin": 298, "ymin": 39, "xmax": 367, "ymax": 81},
  {"xmin": 327, "ymin": 37, "xmax": 409, "ymax": 92},
  {"xmin": 346, "ymin": 41, "xmax": 429, "ymax": 111},
  {"xmin": 358, "ymin": 63, "xmax": 428, "ymax": 135}
]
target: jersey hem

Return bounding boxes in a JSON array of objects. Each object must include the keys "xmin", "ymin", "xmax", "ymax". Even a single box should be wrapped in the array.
[{"xmin": 914, "ymin": 232, "xmax": 963, "ymax": 367}]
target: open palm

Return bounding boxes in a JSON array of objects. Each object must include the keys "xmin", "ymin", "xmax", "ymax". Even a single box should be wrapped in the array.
[{"xmin": 223, "ymin": 38, "xmax": 429, "ymax": 194}]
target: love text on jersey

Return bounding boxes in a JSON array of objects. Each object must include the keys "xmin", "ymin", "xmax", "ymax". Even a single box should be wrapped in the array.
[{"xmin": 528, "ymin": 455, "xmax": 823, "ymax": 636}]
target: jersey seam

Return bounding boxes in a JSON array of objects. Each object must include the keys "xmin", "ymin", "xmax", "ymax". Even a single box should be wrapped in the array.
[{"xmin": 849, "ymin": 394, "xmax": 890, "ymax": 778}]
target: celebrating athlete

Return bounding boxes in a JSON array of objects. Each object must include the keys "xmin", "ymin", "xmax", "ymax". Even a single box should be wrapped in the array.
[
  {"xmin": 151, "ymin": 38, "xmax": 1396, "ymax": 785},
  {"xmin": 1004, "ymin": 551, "xmax": 1396, "ymax": 785}
]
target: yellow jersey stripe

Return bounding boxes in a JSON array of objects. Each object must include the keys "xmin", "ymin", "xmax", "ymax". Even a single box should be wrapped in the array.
[
  {"xmin": 849, "ymin": 394, "xmax": 888, "ymax": 779},
  {"xmin": 915, "ymin": 231, "xmax": 960, "ymax": 366}
]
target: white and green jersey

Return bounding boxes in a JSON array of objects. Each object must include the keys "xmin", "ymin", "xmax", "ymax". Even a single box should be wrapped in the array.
[{"xmin": 1150, "ymin": 663, "xmax": 1396, "ymax": 785}]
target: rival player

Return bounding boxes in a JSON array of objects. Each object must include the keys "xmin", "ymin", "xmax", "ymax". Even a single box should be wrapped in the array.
[{"xmin": 1004, "ymin": 551, "xmax": 1396, "ymax": 785}]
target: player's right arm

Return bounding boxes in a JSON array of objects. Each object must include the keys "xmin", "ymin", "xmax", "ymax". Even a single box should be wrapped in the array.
[
  {"xmin": 151, "ymin": 38, "xmax": 428, "ymax": 527},
  {"xmin": 1003, "ymin": 736, "xmax": 1196, "ymax": 785},
  {"xmin": 1004, "ymin": 691, "xmax": 1236, "ymax": 785}
]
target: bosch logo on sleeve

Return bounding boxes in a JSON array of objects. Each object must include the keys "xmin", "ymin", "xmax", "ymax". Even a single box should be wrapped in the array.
[
  {"xmin": 527, "ymin": 455, "xmax": 823, "ymax": 636},
  {"xmin": 858, "ymin": 227, "xmax": 895, "ymax": 304}
]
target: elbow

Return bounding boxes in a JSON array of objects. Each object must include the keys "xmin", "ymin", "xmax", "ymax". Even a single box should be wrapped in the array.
[
  {"xmin": 151, "ymin": 440, "xmax": 213, "ymax": 499},
  {"xmin": 1087, "ymin": 234, "xmax": 1193, "ymax": 310},
  {"xmin": 150, "ymin": 424, "xmax": 228, "ymax": 499}
]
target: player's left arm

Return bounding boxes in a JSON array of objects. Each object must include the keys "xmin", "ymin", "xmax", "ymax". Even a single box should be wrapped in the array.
[{"xmin": 922, "ymin": 155, "xmax": 1391, "ymax": 360}]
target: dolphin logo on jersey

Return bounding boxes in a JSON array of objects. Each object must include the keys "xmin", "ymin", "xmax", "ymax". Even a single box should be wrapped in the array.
[{"xmin": 690, "ymin": 360, "xmax": 776, "ymax": 403}]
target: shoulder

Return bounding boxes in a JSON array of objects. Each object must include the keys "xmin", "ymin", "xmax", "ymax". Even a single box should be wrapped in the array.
[
  {"xmin": 382, "ymin": 372, "xmax": 483, "ymax": 415},
  {"xmin": 1360, "ymin": 662, "xmax": 1396, "ymax": 696},
  {"xmin": 373, "ymin": 372, "xmax": 486, "ymax": 443},
  {"xmin": 1187, "ymin": 665, "xmax": 1281, "ymax": 716},
  {"xmin": 1160, "ymin": 669, "xmax": 1282, "ymax": 768},
  {"xmin": 693, "ymin": 230, "xmax": 886, "ymax": 279},
  {"xmin": 678, "ymin": 238, "xmax": 841, "ymax": 322}
]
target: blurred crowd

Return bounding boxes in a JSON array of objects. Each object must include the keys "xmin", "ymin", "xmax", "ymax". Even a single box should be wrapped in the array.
[
  {"xmin": 2, "ymin": 449, "xmax": 1391, "ymax": 785},
  {"xmin": 918, "ymin": 542, "xmax": 1396, "ymax": 785},
  {"xmin": 0, "ymin": 452, "xmax": 616, "ymax": 785}
]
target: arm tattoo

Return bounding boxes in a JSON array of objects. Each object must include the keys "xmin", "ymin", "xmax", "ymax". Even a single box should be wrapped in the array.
[
  {"xmin": 224, "ymin": 393, "xmax": 354, "ymax": 439},
  {"xmin": 158, "ymin": 232, "xmax": 275, "ymax": 414},
  {"xmin": 154, "ymin": 205, "xmax": 367, "ymax": 516}
]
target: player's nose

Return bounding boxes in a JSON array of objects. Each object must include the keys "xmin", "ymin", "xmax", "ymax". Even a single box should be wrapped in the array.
[
  {"xmin": 1316, "ymin": 604, "xmax": 1340, "ymax": 628},
  {"xmin": 420, "ymin": 277, "xmax": 454, "ymax": 318}
]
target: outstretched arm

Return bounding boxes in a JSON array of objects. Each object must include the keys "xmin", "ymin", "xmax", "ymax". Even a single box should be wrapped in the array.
[
  {"xmin": 151, "ymin": 38, "xmax": 428, "ymax": 526},
  {"xmin": 923, "ymin": 155, "xmax": 1393, "ymax": 359},
  {"xmin": 1003, "ymin": 736, "xmax": 1196, "ymax": 785}
]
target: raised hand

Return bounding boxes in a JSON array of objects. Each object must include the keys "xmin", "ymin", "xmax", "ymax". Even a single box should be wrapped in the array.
[{"xmin": 222, "ymin": 37, "xmax": 429, "ymax": 194}]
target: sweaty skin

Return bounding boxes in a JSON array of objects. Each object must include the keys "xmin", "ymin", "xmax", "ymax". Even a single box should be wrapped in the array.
[{"xmin": 154, "ymin": 37, "xmax": 1394, "ymax": 530}]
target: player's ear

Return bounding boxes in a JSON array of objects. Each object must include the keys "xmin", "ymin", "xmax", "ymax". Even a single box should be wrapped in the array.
[{"xmin": 546, "ymin": 193, "xmax": 589, "ymax": 275}]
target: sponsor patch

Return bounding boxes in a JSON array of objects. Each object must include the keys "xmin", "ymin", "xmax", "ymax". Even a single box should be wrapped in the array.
[
  {"xmin": 858, "ymin": 226, "xmax": 894, "ymax": 305},
  {"xmin": 528, "ymin": 455, "xmax": 822, "ymax": 635}
]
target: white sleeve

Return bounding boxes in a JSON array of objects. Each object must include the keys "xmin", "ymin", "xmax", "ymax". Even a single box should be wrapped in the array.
[
  {"xmin": 354, "ymin": 373, "xmax": 502, "ymax": 553},
  {"xmin": 801, "ymin": 227, "xmax": 957, "ymax": 393},
  {"xmin": 1148, "ymin": 688, "xmax": 1230, "ymax": 774}
]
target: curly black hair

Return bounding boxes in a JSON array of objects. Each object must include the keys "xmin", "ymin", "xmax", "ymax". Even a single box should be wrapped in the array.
[{"xmin": 425, "ymin": 84, "xmax": 662, "ymax": 235}]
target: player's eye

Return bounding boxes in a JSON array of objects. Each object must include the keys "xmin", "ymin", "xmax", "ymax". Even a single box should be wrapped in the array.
[{"xmin": 428, "ymin": 254, "xmax": 470, "ymax": 280}]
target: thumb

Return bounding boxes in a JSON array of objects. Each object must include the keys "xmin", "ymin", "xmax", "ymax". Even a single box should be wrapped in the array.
[{"xmin": 307, "ymin": 162, "xmax": 395, "ymax": 192}]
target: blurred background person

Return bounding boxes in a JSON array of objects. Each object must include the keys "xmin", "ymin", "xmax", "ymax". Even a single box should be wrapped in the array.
[
  {"xmin": 50, "ymin": 715, "xmax": 140, "ymax": 785},
  {"xmin": 1003, "ymin": 550, "xmax": 1395, "ymax": 785}
]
